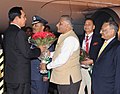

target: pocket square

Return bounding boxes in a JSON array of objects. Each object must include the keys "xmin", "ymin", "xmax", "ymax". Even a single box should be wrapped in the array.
[{"xmin": 93, "ymin": 42, "xmax": 98, "ymax": 46}]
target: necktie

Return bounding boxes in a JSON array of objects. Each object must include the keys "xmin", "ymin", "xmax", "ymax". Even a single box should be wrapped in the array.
[
  {"xmin": 98, "ymin": 41, "xmax": 107, "ymax": 57},
  {"xmin": 86, "ymin": 36, "xmax": 89, "ymax": 53}
]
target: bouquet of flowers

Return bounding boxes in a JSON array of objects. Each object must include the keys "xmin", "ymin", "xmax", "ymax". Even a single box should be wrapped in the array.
[
  {"xmin": 31, "ymin": 31, "xmax": 56, "ymax": 47},
  {"xmin": 80, "ymin": 48, "xmax": 93, "ymax": 76},
  {"xmin": 79, "ymin": 48, "xmax": 89, "ymax": 62},
  {"xmin": 31, "ymin": 31, "xmax": 57, "ymax": 78}
]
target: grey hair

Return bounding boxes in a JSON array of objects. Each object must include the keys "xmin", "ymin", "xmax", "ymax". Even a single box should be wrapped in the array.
[
  {"xmin": 106, "ymin": 21, "xmax": 119, "ymax": 33},
  {"xmin": 61, "ymin": 15, "xmax": 73, "ymax": 29}
]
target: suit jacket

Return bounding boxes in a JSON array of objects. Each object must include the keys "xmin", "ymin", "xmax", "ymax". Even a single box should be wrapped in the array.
[
  {"xmin": 3, "ymin": 24, "xmax": 41, "ymax": 83},
  {"xmin": 79, "ymin": 32, "xmax": 104, "ymax": 62},
  {"xmin": 92, "ymin": 38, "xmax": 120, "ymax": 94}
]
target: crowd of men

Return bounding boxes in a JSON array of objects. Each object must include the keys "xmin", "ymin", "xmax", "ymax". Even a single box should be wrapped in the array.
[{"xmin": 2, "ymin": 6, "xmax": 120, "ymax": 94}]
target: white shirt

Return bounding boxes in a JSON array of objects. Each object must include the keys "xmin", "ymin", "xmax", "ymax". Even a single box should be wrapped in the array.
[
  {"xmin": 47, "ymin": 36, "xmax": 79, "ymax": 69},
  {"xmin": 82, "ymin": 32, "xmax": 93, "ymax": 50}
]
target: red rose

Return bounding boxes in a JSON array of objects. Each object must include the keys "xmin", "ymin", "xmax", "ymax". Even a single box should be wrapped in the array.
[{"xmin": 31, "ymin": 31, "xmax": 57, "ymax": 46}]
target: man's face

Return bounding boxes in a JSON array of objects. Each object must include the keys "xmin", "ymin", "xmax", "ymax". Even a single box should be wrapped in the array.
[
  {"xmin": 100, "ymin": 23, "xmax": 115, "ymax": 40},
  {"xmin": 56, "ymin": 18, "xmax": 68, "ymax": 34},
  {"xmin": 18, "ymin": 10, "xmax": 27, "ymax": 27},
  {"xmin": 32, "ymin": 22, "xmax": 44, "ymax": 33},
  {"xmin": 84, "ymin": 20, "xmax": 95, "ymax": 34},
  {"xmin": 25, "ymin": 29, "xmax": 33, "ymax": 37}
]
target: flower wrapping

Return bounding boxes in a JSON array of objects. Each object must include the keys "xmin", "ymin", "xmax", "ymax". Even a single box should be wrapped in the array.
[{"xmin": 39, "ymin": 52, "xmax": 51, "ymax": 79}]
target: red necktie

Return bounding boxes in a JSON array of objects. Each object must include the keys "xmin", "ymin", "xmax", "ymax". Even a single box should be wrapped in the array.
[{"xmin": 86, "ymin": 36, "xmax": 89, "ymax": 53}]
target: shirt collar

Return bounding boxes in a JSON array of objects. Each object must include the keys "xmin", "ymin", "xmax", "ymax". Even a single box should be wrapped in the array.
[
  {"xmin": 10, "ymin": 23, "xmax": 21, "ymax": 29},
  {"xmin": 105, "ymin": 36, "xmax": 115, "ymax": 44},
  {"xmin": 85, "ymin": 32, "xmax": 93, "ymax": 39}
]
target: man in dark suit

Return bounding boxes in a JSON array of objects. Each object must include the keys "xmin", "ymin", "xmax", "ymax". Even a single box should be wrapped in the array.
[
  {"xmin": 79, "ymin": 18, "xmax": 103, "ymax": 94},
  {"xmin": 92, "ymin": 21, "xmax": 120, "ymax": 94},
  {"xmin": 31, "ymin": 15, "xmax": 49, "ymax": 94},
  {"xmin": 3, "ymin": 7, "xmax": 46, "ymax": 94}
]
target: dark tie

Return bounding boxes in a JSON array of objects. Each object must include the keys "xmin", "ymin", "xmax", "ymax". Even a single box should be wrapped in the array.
[{"xmin": 86, "ymin": 36, "xmax": 89, "ymax": 53}]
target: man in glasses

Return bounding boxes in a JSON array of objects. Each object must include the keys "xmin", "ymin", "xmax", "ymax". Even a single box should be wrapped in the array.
[{"xmin": 92, "ymin": 21, "xmax": 120, "ymax": 94}]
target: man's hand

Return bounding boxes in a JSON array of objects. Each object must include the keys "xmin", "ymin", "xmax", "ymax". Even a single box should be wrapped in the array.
[
  {"xmin": 43, "ymin": 76, "xmax": 49, "ymax": 82},
  {"xmin": 81, "ymin": 58, "xmax": 93, "ymax": 65},
  {"xmin": 38, "ymin": 45, "xmax": 47, "ymax": 53},
  {"xmin": 40, "ymin": 63, "xmax": 47, "ymax": 70}
]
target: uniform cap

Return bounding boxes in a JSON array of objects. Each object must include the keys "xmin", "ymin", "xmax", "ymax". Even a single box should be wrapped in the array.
[{"xmin": 32, "ymin": 15, "xmax": 48, "ymax": 25}]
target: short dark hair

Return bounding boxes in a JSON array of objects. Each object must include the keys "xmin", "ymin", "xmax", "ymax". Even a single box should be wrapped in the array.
[
  {"xmin": 8, "ymin": 6, "xmax": 23, "ymax": 22},
  {"xmin": 25, "ymin": 26, "xmax": 33, "ymax": 32},
  {"xmin": 44, "ymin": 25, "xmax": 50, "ymax": 31},
  {"xmin": 85, "ymin": 18, "xmax": 95, "ymax": 25}
]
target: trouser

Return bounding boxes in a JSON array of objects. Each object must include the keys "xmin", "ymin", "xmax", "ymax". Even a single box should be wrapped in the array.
[
  {"xmin": 6, "ymin": 83, "xmax": 30, "ymax": 94},
  {"xmin": 31, "ymin": 80, "xmax": 49, "ymax": 94},
  {"xmin": 79, "ymin": 68, "xmax": 91, "ymax": 94},
  {"xmin": 57, "ymin": 77, "xmax": 81, "ymax": 94}
]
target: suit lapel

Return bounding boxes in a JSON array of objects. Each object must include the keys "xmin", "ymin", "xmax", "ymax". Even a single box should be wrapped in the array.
[
  {"xmin": 89, "ymin": 35, "xmax": 95, "ymax": 54},
  {"xmin": 80, "ymin": 34, "xmax": 85, "ymax": 47},
  {"xmin": 96, "ymin": 38, "xmax": 118, "ymax": 61},
  {"xmin": 89, "ymin": 33, "xmax": 98, "ymax": 55}
]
